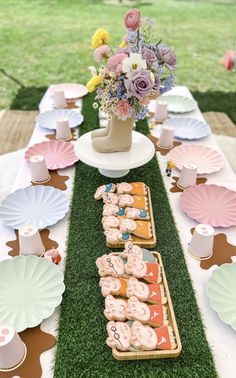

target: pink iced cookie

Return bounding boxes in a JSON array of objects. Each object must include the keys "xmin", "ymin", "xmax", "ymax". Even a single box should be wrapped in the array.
[
  {"xmin": 44, "ymin": 247, "xmax": 61, "ymax": 264},
  {"xmin": 106, "ymin": 321, "xmax": 132, "ymax": 351},
  {"xmin": 125, "ymin": 207, "xmax": 150, "ymax": 220},
  {"xmin": 96, "ymin": 254, "xmax": 125, "ymax": 277},
  {"xmin": 104, "ymin": 295, "xmax": 127, "ymax": 321},
  {"xmin": 94, "ymin": 183, "xmax": 116, "ymax": 200},
  {"xmin": 120, "ymin": 218, "xmax": 152, "ymax": 239},
  {"xmin": 99, "ymin": 276, "xmax": 127, "ymax": 297},
  {"xmin": 116, "ymin": 182, "xmax": 147, "ymax": 196},
  {"xmin": 131, "ymin": 321, "xmax": 176, "ymax": 351},
  {"xmin": 125, "ymin": 256, "xmax": 162, "ymax": 284},
  {"xmin": 103, "ymin": 204, "xmax": 125, "ymax": 217},
  {"xmin": 126, "ymin": 296, "xmax": 168, "ymax": 327},
  {"xmin": 121, "ymin": 241, "xmax": 143, "ymax": 260},
  {"xmin": 102, "ymin": 216, "xmax": 120, "ymax": 230},
  {"xmin": 119, "ymin": 194, "xmax": 148, "ymax": 210},
  {"xmin": 104, "ymin": 228, "xmax": 132, "ymax": 245},
  {"xmin": 102, "ymin": 192, "xmax": 119, "ymax": 205},
  {"xmin": 126, "ymin": 277, "xmax": 167, "ymax": 304}
]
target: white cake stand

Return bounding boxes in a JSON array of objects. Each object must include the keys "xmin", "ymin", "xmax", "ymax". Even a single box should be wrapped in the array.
[{"xmin": 74, "ymin": 130, "xmax": 155, "ymax": 178}]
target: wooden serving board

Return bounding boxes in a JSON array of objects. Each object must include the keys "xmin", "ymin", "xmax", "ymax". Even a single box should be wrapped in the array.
[
  {"xmin": 106, "ymin": 186, "xmax": 157, "ymax": 249},
  {"xmin": 111, "ymin": 252, "xmax": 182, "ymax": 360}
]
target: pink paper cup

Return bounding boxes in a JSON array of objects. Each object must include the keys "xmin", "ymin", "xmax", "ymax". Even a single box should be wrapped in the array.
[
  {"xmin": 19, "ymin": 224, "xmax": 45, "ymax": 256},
  {"xmin": 154, "ymin": 103, "xmax": 168, "ymax": 122},
  {"xmin": 53, "ymin": 89, "xmax": 67, "ymax": 109},
  {"xmin": 178, "ymin": 163, "xmax": 197, "ymax": 189},
  {"xmin": 188, "ymin": 224, "xmax": 214, "ymax": 260},
  {"xmin": 56, "ymin": 118, "xmax": 72, "ymax": 141},
  {"xmin": 0, "ymin": 325, "xmax": 26, "ymax": 372},
  {"xmin": 29, "ymin": 155, "xmax": 50, "ymax": 183},
  {"xmin": 157, "ymin": 125, "xmax": 174, "ymax": 149}
]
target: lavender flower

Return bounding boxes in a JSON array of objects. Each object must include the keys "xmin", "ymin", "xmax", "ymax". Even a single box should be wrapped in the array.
[
  {"xmin": 141, "ymin": 46, "xmax": 157, "ymax": 66},
  {"xmin": 125, "ymin": 68, "xmax": 154, "ymax": 100}
]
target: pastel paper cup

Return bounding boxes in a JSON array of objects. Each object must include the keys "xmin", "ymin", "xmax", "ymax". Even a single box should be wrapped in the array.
[
  {"xmin": 0, "ymin": 325, "xmax": 26, "ymax": 371},
  {"xmin": 188, "ymin": 224, "xmax": 214, "ymax": 260},
  {"xmin": 154, "ymin": 103, "xmax": 168, "ymax": 122},
  {"xmin": 178, "ymin": 163, "xmax": 197, "ymax": 189},
  {"xmin": 157, "ymin": 125, "xmax": 174, "ymax": 149},
  {"xmin": 29, "ymin": 155, "xmax": 50, "ymax": 183},
  {"xmin": 56, "ymin": 118, "xmax": 72, "ymax": 141},
  {"xmin": 53, "ymin": 89, "xmax": 67, "ymax": 109},
  {"xmin": 19, "ymin": 224, "xmax": 45, "ymax": 256}
]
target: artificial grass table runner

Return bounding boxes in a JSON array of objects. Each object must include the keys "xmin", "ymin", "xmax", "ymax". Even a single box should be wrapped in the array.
[{"xmin": 54, "ymin": 94, "xmax": 217, "ymax": 378}]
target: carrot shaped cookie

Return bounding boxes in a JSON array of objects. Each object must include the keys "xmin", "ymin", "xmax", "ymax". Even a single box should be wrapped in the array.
[
  {"xmin": 116, "ymin": 182, "xmax": 147, "ymax": 196},
  {"xmin": 120, "ymin": 219, "xmax": 152, "ymax": 239},
  {"xmin": 119, "ymin": 194, "xmax": 148, "ymax": 210},
  {"xmin": 125, "ymin": 256, "xmax": 162, "ymax": 284},
  {"xmin": 126, "ymin": 296, "xmax": 168, "ymax": 327}
]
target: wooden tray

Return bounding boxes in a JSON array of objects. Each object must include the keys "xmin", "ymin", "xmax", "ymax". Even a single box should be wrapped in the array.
[
  {"xmin": 111, "ymin": 252, "xmax": 182, "ymax": 360},
  {"xmin": 106, "ymin": 186, "xmax": 157, "ymax": 249}
]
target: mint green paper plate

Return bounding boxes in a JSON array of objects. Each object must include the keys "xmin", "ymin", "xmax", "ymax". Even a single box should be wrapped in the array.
[
  {"xmin": 0, "ymin": 255, "xmax": 65, "ymax": 332},
  {"xmin": 207, "ymin": 262, "xmax": 236, "ymax": 331}
]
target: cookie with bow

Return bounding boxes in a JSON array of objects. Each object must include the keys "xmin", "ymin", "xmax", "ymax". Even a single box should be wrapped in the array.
[
  {"xmin": 125, "ymin": 207, "xmax": 150, "ymax": 220},
  {"xmin": 104, "ymin": 228, "xmax": 132, "ymax": 245},
  {"xmin": 103, "ymin": 204, "xmax": 125, "ymax": 217},
  {"xmin": 116, "ymin": 182, "xmax": 147, "ymax": 196},
  {"xmin": 94, "ymin": 183, "xmax": 116, "ymax": 200}
]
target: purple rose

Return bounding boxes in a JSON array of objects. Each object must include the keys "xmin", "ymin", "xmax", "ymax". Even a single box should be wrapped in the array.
[
  {"xmin": 125, "ymin": 68, "xmax": 154, "ymax": 100},
  {"xmin": 141, "ymin": 47, "xmax": 157, "ymax": 66},
  {"xmin": 156, "ymin": 45, "xmax": 176, "ymax": 71},
  {"xmin": 116, "ymin": 46, "xmax": 133, "ymax": 56}
]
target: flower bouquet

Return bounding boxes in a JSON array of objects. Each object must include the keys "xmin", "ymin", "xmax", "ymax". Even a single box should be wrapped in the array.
[{"xmin": 87, "ymin": 8, "xmax": 176, "ymax": 153}]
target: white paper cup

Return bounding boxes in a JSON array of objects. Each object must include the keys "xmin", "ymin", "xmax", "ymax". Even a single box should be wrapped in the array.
[
  {"xmin": 188, "ymin": 224, "xmax": 214, "ymax": 260},
  {"xmin": 53, "ymin": 89, "xmax": 67, "ymax": 108},
  {"xmin": 178, "ymin": 163, "xmax": 197, "ymax": 189},
  {"xmin": 19, "ymin": 224, "xmax": 45, "ymax": 256},
  {"xmin": 29, "ymin": 155, "xmax": 50, "ymax": 183},
  {"xmin": 154, "ymin": 103, "xmax": 168, "ymax": 122},
  {"xmin": 56, "ymin": 118, "xmax": 72, "ymax": 141},
  {"xmin": 0, "ymin": 325, "xmax": 26, "ymax": 371},
  {"xmin": 157, "ymin": 125, "xmax": 174, "ymax": 149}
]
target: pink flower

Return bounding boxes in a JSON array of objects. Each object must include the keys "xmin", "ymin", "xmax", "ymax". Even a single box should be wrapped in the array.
[
  {"xmin": 107, "ymin": 53, "xmax": 127, "ymax": 73},
  {"xmin": 113, "ymin": 99, "xmax": 134, "ymax": 121},
  {"xmin": 93, "ymin": 45, "xmax": 111, "ymax": 62},
  {"xmin": 124, "ymin": 8, "xmax": 141, "ymax": 31}
]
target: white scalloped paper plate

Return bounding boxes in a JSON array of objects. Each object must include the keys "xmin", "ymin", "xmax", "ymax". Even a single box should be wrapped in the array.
[
  {"xmin": 157, "ymin": 95, "xmax": 197, "ymax": 113},
  {"xmin": 0, "ymin": 185, "xmax": 69, "ymax": 229},
  {"xmin": 163, "ymin": 117, "xmax": 211, "ymax": 140},
  {"xmin": 37, "ymin": 109, "xmax": 83, "ymax": 130},
  {"xmin": 0, "ymin": 255, "xmax": 65, "ymax": 332}
]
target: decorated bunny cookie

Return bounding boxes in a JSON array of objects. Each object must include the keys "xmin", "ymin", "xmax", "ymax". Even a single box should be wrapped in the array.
[
  {"xmin": 121, "ymin": 241, "xmax": 143, "ymax": 260},
  {"xmin": 125, "ymin": 207, "xmax": 150, "ymax": 220},
  {"xmin": 104, "ymin": 228, "xmax": 131, "ymax": 245},
  {"xmin": 131, "ymin": 321, "xmax": 176, "ymax": 350},
  {"xmin": 120, "ymin": 219, "xmax": 152, "ymax": 239},
  {"xmin": 94, "ymin": 183, "xmax": 116, "ymax": 200},
  {"xmin": 119, "ymin": 194, "xmax": 148, "ymax": 210},
  {"xmin": 103, "ymin": 204, "xmax": 125, "ymax": 217},
  {"xmin": 126, "ymin": 296, "xmax": 168, "ymax": 327},
  {"xmin": 104, "ymin": 295, "xmax": 127, "ymax": 321},
  {"xmin": 102, "ymin": 192, "xmax": 119, "ymax": 205},
  {"xmin": 125, "ymin": 256, "xmax": 162, "ymax": 284},
  {"xmin": 96, "ymin": 254, "xmax": 125, "ymax": 277},
  {"xmin": 99, "ymin": 276, "xmax": 128, "ymax": 297},
  {"xmin": 102, "ymin": 216, "xmax": 120, "ymax": 230},
  {"xmin": 106, "ymin": 321, "xmax": 132, "ymax": 351},
  {"xmin": 126, "ymin": 277, "xmax": 167, "ymax": 304},
  {"xmin": 116, "ymin": 182, "xmax": 147, "ymax": 196}
]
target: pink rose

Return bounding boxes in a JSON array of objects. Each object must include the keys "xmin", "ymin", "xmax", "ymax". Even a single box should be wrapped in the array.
[
  {"xmin": 107, "ymin": 53, "xmax": 127, "ymax": 73},
  {"xmin": 93, "ymin": 45, "xmax": 111, "ymax": 62},
  {"xmin": 124, "ymin": 8, "xmax": 141, "ymax": 31}
]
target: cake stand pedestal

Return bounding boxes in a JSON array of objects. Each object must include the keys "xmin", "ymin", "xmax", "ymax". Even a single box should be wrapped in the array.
[{"xmin": 74, "ymin": 130, "xmax": 155, "ymax": 178}]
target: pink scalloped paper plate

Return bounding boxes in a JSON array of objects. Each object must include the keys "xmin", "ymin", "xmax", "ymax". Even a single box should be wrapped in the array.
[
  {"xmin": 50, "ymin": 83, "xmax": 88, "ymax": 100},
  {"xmin": 167, "ymin": 144, "xmax": 225, "ymax": 174},
  {"xmin": 180, "ymin": 184, "xmax": 236, "ymax": 227},
  {"xmin": 25, "ymin": 140, "xmax": 79, "ymax": 170}
]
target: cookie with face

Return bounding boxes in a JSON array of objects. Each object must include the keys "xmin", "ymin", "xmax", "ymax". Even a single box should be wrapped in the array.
[
  {"xmin": 126, "ymin": 296, "xmax": 168, "ymax": 327},
  {"xmin": 99, "ymin": 276, "xmax": 127, "ymax": 297},
  {"xmin": 106, "ymin": 321, "xmax": 132, "ymax": 351},
  {"xmin": 125, "ymin": 207, "xmax": 150, "ymax": 220},
  {"xmin": 103, "ymin": 204, "xmax": 125, "ymax": 217},
  {"xmin": 125, "ymin": 256, "xmax": 162, "ymax": 284},
  {"xmin": 120, "ymin": 219, "xmax": 152, "ymax": 240},
  {"xmin": 102, "ymin": 216, "xmax": 120, "ymax": 230},
  {"xmin": 96, "ymin": 254, "xmax": 125, "ymax": 277},
  {"xmin": 121, "ymin": 241, "xmax": 143, "ymax": 260},
  {"xmin": 104, "ymin": 295, "xmax": 127, "ymax": 321},
  {"xmin": 126, "ymin": 277, "xmax": 167, "ymax": 304},
  {"xmin": 94, "ymin": 183, "xmax": 116, "ymax": 200},
  {"xmin": 102, "ymin": 192, "xmax": 119, "ymax": 205},
  {"xmin": 104, "ymin": 228, "xmax": 132, "ymax": 245},
  {"xmin": 118, "ymin": 194, "xmax": 148, "ymax": 210},
  {"xmin": 131, "ymin": 321, "xmax": 176, "ymax": 350},
  {"xmin": 116, "ymin": 182, "xmax": 147, "ymax": 196}
]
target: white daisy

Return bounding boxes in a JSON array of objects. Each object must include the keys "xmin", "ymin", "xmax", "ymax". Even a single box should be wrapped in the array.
[{"xmin": 122, "ymin": 53, "xmax": 147, "ymax": 78}]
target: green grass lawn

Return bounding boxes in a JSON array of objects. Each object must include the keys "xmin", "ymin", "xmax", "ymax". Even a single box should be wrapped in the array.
[{"xmin": 0, "ymin": 0, "xmax": 236, "ymax": 121}]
